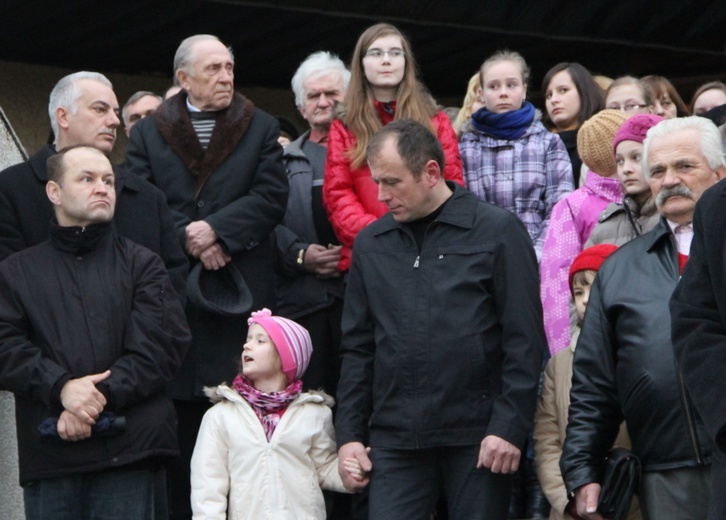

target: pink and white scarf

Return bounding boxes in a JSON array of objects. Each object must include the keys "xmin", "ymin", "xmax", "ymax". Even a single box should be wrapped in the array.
[{"xmin": 232, "ymin": 375, "xmax": 302, "ymax": 441}]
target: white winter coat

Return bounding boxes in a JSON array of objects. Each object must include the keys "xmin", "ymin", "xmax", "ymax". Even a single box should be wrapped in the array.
[{"xmin": 191, "ymin": 385, "xmax": 349, "ymax": 519}]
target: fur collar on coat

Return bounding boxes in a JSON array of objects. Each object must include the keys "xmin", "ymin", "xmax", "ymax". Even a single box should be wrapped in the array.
[{"xmin": 153, "ymin": 91, "xmax": 255, "ymax": 197}]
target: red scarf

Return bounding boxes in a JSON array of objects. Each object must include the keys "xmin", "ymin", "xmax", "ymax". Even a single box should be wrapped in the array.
[{"xmin": 232, "ymin": 375, "xmax": 302, "ymax": 441}]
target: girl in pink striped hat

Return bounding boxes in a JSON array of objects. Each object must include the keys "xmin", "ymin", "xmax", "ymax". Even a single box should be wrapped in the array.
[{"xmin": 190, "ymin": 308, "xmax": 365, "ymax": 518}]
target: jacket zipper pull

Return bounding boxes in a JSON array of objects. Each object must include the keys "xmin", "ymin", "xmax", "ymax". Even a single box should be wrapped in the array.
[{"xmin": 413, "ymin": 255, "xmax": 420, "ymax": 268}]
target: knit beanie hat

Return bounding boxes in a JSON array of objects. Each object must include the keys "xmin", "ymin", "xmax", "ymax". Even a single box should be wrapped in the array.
[
  {"xmin": 577, "ymin": 110, "xmax": 630, "ymax": 176},
  {"xmin": 248, "ymin": 308, "xmax": 312, "ymax": 383},
  {"xmin": 569, "ymin": 244, "xmax": 618, "ymax": 296},
  {"xmin": 612, "ymin": 114, "xmax": 664, "ymax": 152}
]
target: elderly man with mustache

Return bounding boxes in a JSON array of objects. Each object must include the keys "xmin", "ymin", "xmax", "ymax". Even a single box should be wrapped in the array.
[{"xmin": 560, "ymin": 117, "xmax": 725, "ymax": 520}]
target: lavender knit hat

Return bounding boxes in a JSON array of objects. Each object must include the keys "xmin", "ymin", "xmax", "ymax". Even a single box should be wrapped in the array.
[
  {"xmin": 248, "ymin": 308, "xmax": 312, "ymax": 383},
  {"xmin": 612, "ymin": 114, "xmax": 664, "ymax": 152}
]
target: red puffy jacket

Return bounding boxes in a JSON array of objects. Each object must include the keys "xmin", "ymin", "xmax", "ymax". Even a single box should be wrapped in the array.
[{"xmin": 324, "ymin": 105, "xmax": 464, "ymax": 271}]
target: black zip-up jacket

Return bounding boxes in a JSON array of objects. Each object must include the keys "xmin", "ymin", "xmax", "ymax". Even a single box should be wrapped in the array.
[
  {"xmin": 0, "ymin": 222, "xmax": 191, "ymax": 484},
  {"xmin": 335, "ymin": 182, "xmax": 545, "ymax": 450},
  {"xmin": 561, "ymin": 219, "xmax": 711, "ymax": 494}
]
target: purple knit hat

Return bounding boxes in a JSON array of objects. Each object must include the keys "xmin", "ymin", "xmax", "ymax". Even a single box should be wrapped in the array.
[
  {"xmin": 612, "ymin": 114, "xmax": 664, "ymax": 153},
  {"xmin": 248, "ymin": 308, "xmax": 312, "ymax": 383}
]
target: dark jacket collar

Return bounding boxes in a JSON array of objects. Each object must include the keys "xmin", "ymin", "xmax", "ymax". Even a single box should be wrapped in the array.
[
  {"xmin": 375, "ymin": 181, "xmax": 477, "ymax": 235},
  {"xmin": 153, "ymin": 90, "xmax": 255, "ymax": 198},
  {"xmin": 49, "ymin": 219, "xmax": 113, "ymax": 256},
  {"xmin": 644, "ymin": 216, "xmax": 675, "ymax": 253}
]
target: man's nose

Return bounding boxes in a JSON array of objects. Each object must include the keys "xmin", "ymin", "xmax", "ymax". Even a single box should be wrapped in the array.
[
  {"xmin": 377, "ymin": 185, "xmax": 389, "ymax": 202},
  {"xmin": 108, "ymin": 110, "xmax": 120, "ymax": 128},
  {"xmin": 663, "ymin": 168, "xmax": 681, "ymax": 186}
]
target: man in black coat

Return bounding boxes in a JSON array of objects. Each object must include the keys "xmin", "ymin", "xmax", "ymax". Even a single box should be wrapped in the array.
[
  {"xmin": 125, "ymin": 34, "xmax": 288, "ymax": 519},
  {"xmin": 671, "ymin": 119, "xmax": 726, "ymax": 520},
  {"xmin": 0, "ymin": 71, "xmax": 188, "ymax": 298},
  {"xmin": 335, "ymin": 120, "xmax": 544, "ymax": 520},
  {"xmin": 563, "ymin": 116, "xmax": 724, "ymax": 520},
  {"xmin": 0, "ymin": 146, "xmax": 191, "ymax": 519}
]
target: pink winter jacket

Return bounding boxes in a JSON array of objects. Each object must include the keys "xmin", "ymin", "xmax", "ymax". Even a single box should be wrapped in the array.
[{"xmin": 540, "ymin": 171, "xmax": 623, "ymax": 355}]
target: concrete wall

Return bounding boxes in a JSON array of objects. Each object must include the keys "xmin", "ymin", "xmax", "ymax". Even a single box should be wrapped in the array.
[{"xmin": 0, "ymin": 105, "xmax": 26, "ymax": 520}]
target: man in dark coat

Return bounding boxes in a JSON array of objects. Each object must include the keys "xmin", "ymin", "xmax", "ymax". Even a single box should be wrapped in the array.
[
  {"xmin": 336, "ymin": 120, "xmax": 545, "ymax": 520},
  {"xmin": 125, "ymin": 34, "xmax": 288, "ymax": 519},
  {"xmin": 671, "ymin": 119, "xmax": 726, "ymax": 520},
  {"xmin": 274, "ymin": 51, "xmax": 349, "ymax": 395},
  {"xmin": 0, "ymin": 71, "xmax": 188, "ymax": 297},
  {"xmin": 0, "ymin": 146, "xmax": 191, "ymax": 519},
  {"xmin": 562, "ymin": 116, "xmax": 724, "ymax": 520}
]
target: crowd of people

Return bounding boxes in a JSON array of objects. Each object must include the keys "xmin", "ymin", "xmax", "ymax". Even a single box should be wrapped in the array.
[{"xmin": 0, "ymin": 21, "xmax": 725, "ymax": 520}]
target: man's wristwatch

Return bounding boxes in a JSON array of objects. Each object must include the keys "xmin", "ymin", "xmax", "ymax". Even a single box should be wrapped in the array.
[{"xmin": 296, "ymin": 248, "xmax": 306, "ymax": 267}]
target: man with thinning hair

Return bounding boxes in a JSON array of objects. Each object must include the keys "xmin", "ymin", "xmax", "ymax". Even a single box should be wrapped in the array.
[
  {"xmin": 126, "ymin": 34, "xmax": 288, "ymax": 518},
  {"xmin": 335, "ymin": 119, "xmax": 544, "ymax": 519},
  {"xmin": 0, "ymin": 145, "xmax": 190, "ymax": 519}
]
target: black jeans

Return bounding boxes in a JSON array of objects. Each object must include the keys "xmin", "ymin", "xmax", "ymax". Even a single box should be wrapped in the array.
[{"xmin": 368, "ymin": 445, "xmax": 511, "ymax": 520}]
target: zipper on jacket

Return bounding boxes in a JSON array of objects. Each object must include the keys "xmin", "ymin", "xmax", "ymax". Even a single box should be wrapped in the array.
[
  {"xmin": 678, "ymin": 369, "xmax": 704, "ymax": 464},
  {"xmin": 666, "ymin": 232, "xmax": 704, "ymax": 463},
  {"xmin": 412, "ymin": 221, "xmax": 438, "ymax": 269}
]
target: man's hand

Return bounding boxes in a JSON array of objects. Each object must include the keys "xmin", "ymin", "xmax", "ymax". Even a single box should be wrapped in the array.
[
  {"xmin": 338, "ymin": 442, "xmax": 372, "ymax": 492},
  {"xmin": 186, "ymin": 221, "xmax": 218, "ymax": 257},
  {"xmin": 477, "ymin": 435, "xmax": 521, "ymax": 474},
  {"xmin": 199, "ymin": 243, "xmax": 231, "ymax": 270},
  {"xmin": 303, "ymin": 244, "xmax": 342, "ymax": 278},
  {"xmin": 575, "ymin": 483, "xmax": 604, "ymax": 519},
  {"xmin": 57, "ymin": 409, "xmax": 92, "ymax": 441},
  {"xmin": 59, "ymin": 370, "xmax": 111, "ymax": 425}
]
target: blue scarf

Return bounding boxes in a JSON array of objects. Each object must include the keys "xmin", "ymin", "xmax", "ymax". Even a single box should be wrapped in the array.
[{"xmin": 471, "ymin": 101, "xmax": 535, "ymax": 140}]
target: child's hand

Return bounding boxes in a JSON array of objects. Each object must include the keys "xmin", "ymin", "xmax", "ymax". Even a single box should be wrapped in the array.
[{"xmin": 343, "ymin": 456, "xmax": 368, "ymax": 481}]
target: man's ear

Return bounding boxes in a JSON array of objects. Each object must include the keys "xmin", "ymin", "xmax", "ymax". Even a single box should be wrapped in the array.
[
  {"xmin": 56, "ymin": 107, "xmax": 70, "ymax": 131},
  {"xmin": 176, "ymin": 70, "xmax": 189, "ymax": 91},
  {"xmin": 423, "ymin": 159, "xmax": 443, "ymax": 187},
  {"xmin": 716, "ymin": 165, "xmax": 726, "ymax": 180},
  {"xmin": 46, "ymin": 180, "xmax": 62, "ymax": 207}
]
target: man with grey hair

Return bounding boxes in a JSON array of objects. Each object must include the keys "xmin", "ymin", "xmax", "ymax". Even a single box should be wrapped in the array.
[
  {"xmin": 671, "ymin": 120, "xmax": 726, "ymax": 520},
  {"xmin": 562, "ymin": 116, "xmax": 725, "ymax": 520},
  {"xmin": 0, "ymin": 71, "xmax": 187, "ymax": 293},
  {"xmin": 126, "ymin": 34, "xmax": 288, "ymax": 519},
  {"xmin": 122, "ymin": 91, "xmax": 162, "ymax": 138},
  {"xmin": 275, "ymin": 51, "xmax": 349, "ymax": 394}
]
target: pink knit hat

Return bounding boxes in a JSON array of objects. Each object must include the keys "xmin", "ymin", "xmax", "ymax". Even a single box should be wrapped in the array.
[
  {"xmin": 248, "ymin": 308, "xmax": 312, "ymax": 383},
  {"xmin": 612, "ymin": 114, "xmax": 664, "ymax": 152}
]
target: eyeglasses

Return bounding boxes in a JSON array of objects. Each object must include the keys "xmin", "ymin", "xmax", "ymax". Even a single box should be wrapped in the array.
[
  {"xmin": 607, "ymin": 103, "xmax": 649, "ymax": 113},
  {"xmin": 364, "ymin": 48, "xmax": 406, "ymax": 59}
]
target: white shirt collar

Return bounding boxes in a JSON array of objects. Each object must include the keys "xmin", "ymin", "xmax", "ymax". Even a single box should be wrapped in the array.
[
  {"xmin": 186, "ymin": 97, "xmax": 201, "ymax": 113},
  {"xmin": 667, "ymin": 219, "xmax": 693, "ymax": 256}
]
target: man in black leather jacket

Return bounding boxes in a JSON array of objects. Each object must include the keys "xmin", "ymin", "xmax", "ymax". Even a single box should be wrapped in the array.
[{"xmin": 561, "ymin": 117, "xmax": 725, "ymax": 520}]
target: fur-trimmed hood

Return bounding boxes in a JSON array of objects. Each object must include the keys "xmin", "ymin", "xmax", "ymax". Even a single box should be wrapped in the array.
[
  {"xmin": 153, "ymin": 91, "xmax": 255, "ymax": 198},
  {"xmin": 203, "ymin": 383, "xmax": 335, "ymax": 408}
]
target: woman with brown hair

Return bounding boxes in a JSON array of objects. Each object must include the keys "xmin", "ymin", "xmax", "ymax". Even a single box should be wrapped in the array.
[
  {"xmin": 324, "ymin": 22, "xmax": 463, "ymax": 272},
  {"xmin": 541, "ymin": 62, "xmax": 604, "ymax": 187},
  {"xmin": 641, "ymin": 75, "xmax": 688, "ymax": 118}
]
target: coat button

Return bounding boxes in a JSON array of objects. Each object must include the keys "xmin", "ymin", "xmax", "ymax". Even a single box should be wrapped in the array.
[{"xmin": 197, "ymin": 200, "xmax": 205, "ymax": 208}]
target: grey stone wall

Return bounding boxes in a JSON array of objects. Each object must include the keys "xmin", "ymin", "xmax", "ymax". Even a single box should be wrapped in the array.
[{"xmin": 0, "ymin": 106, "xmax": 25, "ymax": 520}]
